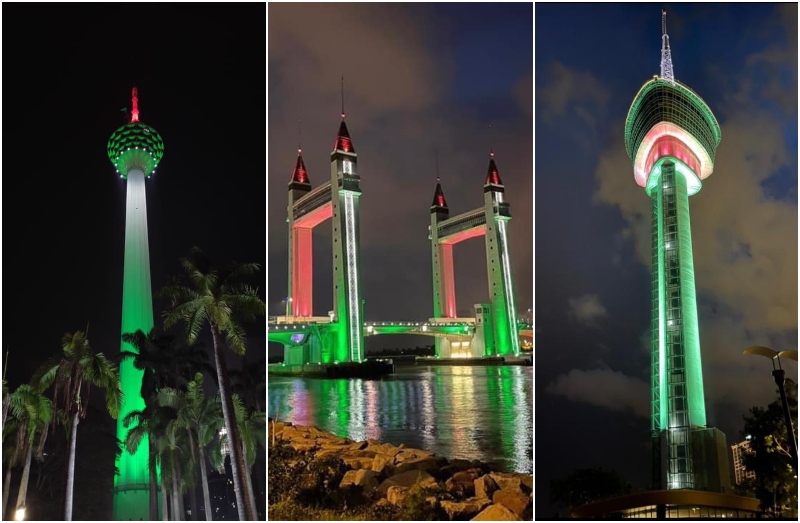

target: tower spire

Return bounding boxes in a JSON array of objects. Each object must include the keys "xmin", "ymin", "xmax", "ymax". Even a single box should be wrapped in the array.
[
  {"xmin": 341, "ymin": 75, "xmax": 346, "ymax": 119},
  {"xmin": 660, "ymin": 9, "xmax": 674, "ymax": 83},
  {"xmin": 131, "ymin": 86, "xmax": 140, "ymax": 123},
  {"xmin": 435, "ymin": 146, "xmax": 440, "ymax": 183}
]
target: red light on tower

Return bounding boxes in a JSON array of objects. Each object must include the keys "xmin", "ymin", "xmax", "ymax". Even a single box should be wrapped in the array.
[{"xmin": 131, "ymin": 87, "xmax": 140, "ymax": 123}]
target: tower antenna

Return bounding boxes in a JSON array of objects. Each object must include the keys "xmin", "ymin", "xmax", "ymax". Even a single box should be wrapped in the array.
[
  {"xmin": 660, "ymin": 9, "xmax": 674, "ymax": 83},
  {"xmin": 131, "ymin": 87, "xmax": 140, "ymax": 123},
  {"xmin": 298, "ymin": 117, "xmax": 302, "ymax": 152},
  {"xmin": 341, "ymin": 76, "xmax": 346, "ymax": 119},
  {"xmin": 435, "ymin": 146, "xmax": 440, "ymax": 182},
  {"xmin": 489, "ymin": 123, "xmax": 494, "ymax": 157}
]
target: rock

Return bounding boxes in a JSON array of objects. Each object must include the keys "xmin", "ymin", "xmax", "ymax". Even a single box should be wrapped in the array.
[
  {"xmin": 394, "ymin": 455, "xmax": 448, "ymax": 475},
  {"xmin": 445, "ymin": 468, "xmax": 481, "ymax": 497},
  {"xmin": 438, "ymin": 459, "xmax": 475, "ymax": 479},
  {"xmin": 349, "ymin": 440, "xmax": 368, "ymax": 451},
  {"xmin": 519, "ymin": 474, "xmax": 533, "ymax": 494},
  {"xmin": 441, "ymin": 498, "xmax": 491, "ymax": 520},
  {"xmin": 471, "ymin": 503, "xmax": 520, "ymax": 521},
  {"xmin": 366, "ymin": 442, "xmax": 402, "ymax": 457},
  {"xmin": 425, "ymin": 496, "xmax": 439, "ymax": 509},
  {"xmin": 474, "ymin": 475, "xmax": 499, "ymax": 499},
  {"xmin": 315, "ymin": 448, "xmax": 345, "ymax": 460},
  {"xmin": 387, "ymin": 485, "xmax": 409, "ymax": 506},
  {"xmin": 341, "ymin": 455, "xmax": 375, "ymax": 470},
  {"xmin": 492, "ymin": 489, "xmax": 532, "ymax": 520},
  {"xmin": 289, "ymin": 440, "xmax": 317, "ymax": 453},
  {"xmin": 488, "ymin": 472, "xmax": 525, "ymax": 495},
  {"xmin": 371, "ymin": 455, "xmax": 395, "ymax": 477},
  {"xmin": 340, "ymin": 469, "xmax": 379, "ymax": 491},
  {"xmin": 377, "ymin": 470, "xmax": 439, "ymax": 496}
]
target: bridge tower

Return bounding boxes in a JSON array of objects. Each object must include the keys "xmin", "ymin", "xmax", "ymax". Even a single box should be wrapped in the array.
[
  {"xmin": 330, "ymin": 116, "xmax": 365, "ymax": 363},
  {"xmin": 287, "ymin": 147, "xmax": 312, "ymax": 318},
  {"xmin": 428, "ymin": 151, "xmax": 519, "ymax": 357}
]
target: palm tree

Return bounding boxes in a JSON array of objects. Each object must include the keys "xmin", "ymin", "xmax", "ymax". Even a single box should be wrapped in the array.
[
  {"xmin": 12, "ymin": 385, "xmax": 52, "ymax": 521},
  {"xmin": 158, "ymin": 373, "xmax": 223, "ymax": 521},
  {"xmin": 33, "ymin": 330, "xmax": 121, "ymax": 521},
  {"xmin": 124, "ymin": 404, "xmax": 172, "ymax": 520},
  {"xmin": 231, "ymin": 394, "xmax": 265, "ymax": 519},
  {"xmin": 159, "ymin": 247, "xmax": 264, "ymax": 520},
  {"xmin": 120, "ymin": 328, "xmax": 215, "ymax": 519}
]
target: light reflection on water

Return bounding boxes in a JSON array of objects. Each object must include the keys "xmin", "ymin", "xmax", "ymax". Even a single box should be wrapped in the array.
[{"xmin": 267, "ymin": 365, "xmax": 532, "ymax": 474}]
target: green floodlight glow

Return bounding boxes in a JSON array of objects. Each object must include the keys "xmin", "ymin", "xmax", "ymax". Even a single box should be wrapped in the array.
[
  {"xmin": 646, "ymin": 157, "xmax": 703, "ymax": 197},
  {"xmin": 107, "ymin": 123, "xmax": 164, "ymax": 178}
]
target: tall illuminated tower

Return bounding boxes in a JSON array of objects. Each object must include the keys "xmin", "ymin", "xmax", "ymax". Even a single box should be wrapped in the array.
[
  {"xmin": 330, "ymin": 113, "xmax": 365, "ymax": 363},
  {"xmin": 107, "ymin": 87, "xmax": 164, "ymax": 520},
  {"xmin": 625, "ymin": 12, "xmax": 724, "ymax": 492}
]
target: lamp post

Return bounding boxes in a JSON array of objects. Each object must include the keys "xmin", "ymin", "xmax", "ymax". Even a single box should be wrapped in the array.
[{"xmin": 743, "ymin": 346, "xmax": 799, "ymax": 471}]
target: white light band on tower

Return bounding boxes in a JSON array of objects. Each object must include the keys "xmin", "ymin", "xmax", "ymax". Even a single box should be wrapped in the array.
[
  {"xmin": 344, "ymin": 192, "xmax": 361, "ymax": 362},
  {"xmin": 498, "ymin": 219, "xmax": 520, "ymax": 355}
]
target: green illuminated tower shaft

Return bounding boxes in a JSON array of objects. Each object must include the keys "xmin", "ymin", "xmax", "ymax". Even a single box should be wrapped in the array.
[
  {"xmin": 627, "ymin": 11, "xmax": 724, "ymax": 492},
  {"xmin": 107, "ymin": 87, "xmax": 164, "ymax": 520}
]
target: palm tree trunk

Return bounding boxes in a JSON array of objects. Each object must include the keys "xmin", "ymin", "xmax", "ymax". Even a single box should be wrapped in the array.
[
  {"xmin": 150, "ymin": 445, "xmax": 159, "ymax": 521},
  {"xmin": 15, "ymin": 443, "xmax": 33, "ymax": 517},
  {"xmin": 242, "ymin": 442, "xmax": 258, "ymax": 520},
  {"xmin": 197, "ymin": 440, "xmax": 212, "ymax": 521},
  {"xmin": 171, "ymin": 451, "xmax": 181, "ymax": 522},
  {"xmin": 3, "ymin": 459, "xmax": 12, "ymax": 520},
  {"xmin": 160, "ymin": 474, "xmax": 169, "ymax": 521},
  {"xmin": 187, "ymin": 430, "xmax": 199, "ymax": 520},
  {"xmin": 64, "ymin": 411, "xmax": 79, "ymax": 521},
  {"xmin": 175, "ymin": 456, "xmax": 184, "ymax": 521},
  {"xmin": 210, "ymin": 324, "xmax": 252, "ymax": 520}
]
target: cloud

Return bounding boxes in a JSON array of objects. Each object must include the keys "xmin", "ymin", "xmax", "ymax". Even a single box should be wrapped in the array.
[
  {"xmin": 546, "ymin": 368, "xmax": 649, "ymax": 418},
  {"xmin": 568, "ymin": 293, "xmax": 608, "ymax": 324},
  {"xmin": 537, "ymin": 61, "xmax": 610, "ymax": 127}
]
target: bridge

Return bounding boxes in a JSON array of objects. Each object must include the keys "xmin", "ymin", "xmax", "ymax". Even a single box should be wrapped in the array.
[{"xmin": 271, "ymin": 111, "xmax": 527, "ymax": 366}]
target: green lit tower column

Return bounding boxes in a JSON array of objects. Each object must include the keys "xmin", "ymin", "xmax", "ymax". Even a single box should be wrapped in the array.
[
  {"xmin": 625, "ymin": 12, "xmax": 727, "ymax": 492},
  {"xmin": 330, "ymin": 113, "xmax": 365, "ymax": 363},
  {"xmin": 107, "ymin": 87, "xmax": 164, "ymax": 520}
]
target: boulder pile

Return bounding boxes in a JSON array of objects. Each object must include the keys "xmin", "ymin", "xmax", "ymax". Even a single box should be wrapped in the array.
[{"xmin": 270, "ymin": 420, "xmax": 533, "ymax": 521}]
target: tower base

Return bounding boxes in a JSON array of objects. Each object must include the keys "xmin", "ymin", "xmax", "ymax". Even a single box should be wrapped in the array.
[{"xmin": 113, "ymin": 485, "xmax": 151, "ymax": 521}]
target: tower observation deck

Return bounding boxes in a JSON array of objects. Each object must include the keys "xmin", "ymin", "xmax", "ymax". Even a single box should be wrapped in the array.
[
  {"xmin": 108, "ymin": 87, "xmax": 163, "ymax": 520},
  {"xmin": 625, "ymin": 11, "xmax": 726, "ymax": 493}
]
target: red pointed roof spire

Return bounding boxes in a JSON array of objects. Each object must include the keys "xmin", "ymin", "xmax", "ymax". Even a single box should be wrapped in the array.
[
  {"xmin": 431, "ymin": 179, "xmax": 449, "ymax": 211},
  {"xmin": 485, "ymin": 150, "xmax": 504, "ymax": 187},
  {"xmin": 288, "ymin": 148, "xmax": 310, "ymax": 186},
  {"xmin": 334, "ymin": 119, "xmax": 355, "ymax": 153}
]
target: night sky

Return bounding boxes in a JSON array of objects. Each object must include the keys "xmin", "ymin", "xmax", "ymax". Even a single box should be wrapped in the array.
[
  {"xmin": 2, "ymin": 3, "xmax": 266, "ymax": 391},
  {"xmin": 268, "ymin": 3, "xmax": 533, "ymax": 357},
  {"xmin": 536, "ymin": 3, "xmax": 797, "ymax": 516}
]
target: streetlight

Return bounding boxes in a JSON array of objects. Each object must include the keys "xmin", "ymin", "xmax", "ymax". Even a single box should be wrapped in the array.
[
  {"xmin": 15, "ymin": 507, "xmax": 25, "ymax": 521},
  {"xmin": 743, "ymin": 346, "xmax": 798, "ymax": 470}
]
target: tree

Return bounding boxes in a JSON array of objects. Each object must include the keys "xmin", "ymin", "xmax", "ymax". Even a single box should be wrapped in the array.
[
  {"xmin": 11, "ymin": 385, "xmax": 52, "ymax": 521},
  {"xmin": 119, "ymin": 328, "xmax": 215, "ymax": 519},
  {"xmin": 739, "ymin": 379, "xmax": 798, "ymax": 517},
  {"xmin": 159, "ymin": 247, "xmax": 265, "ymax": 520},
  {"xmin": 158, "ymin": 373, "xmax": 223, "ymax": 522},
  {"xmin": 33, "ymin": 330, "xmax": 121, "ymax": 521},
  {"xmin": 549, "ymin": 467, "xmax": 632, "ymax": 513},
  {"xmin": 231, "ymin": 394, "xmax": 266, "ymax": 519}
]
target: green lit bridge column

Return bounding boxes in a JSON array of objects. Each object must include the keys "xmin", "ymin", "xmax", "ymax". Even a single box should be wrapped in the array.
[{"xmin": 108, "ymin": 88, "xmax": 164, "ymax": 520}]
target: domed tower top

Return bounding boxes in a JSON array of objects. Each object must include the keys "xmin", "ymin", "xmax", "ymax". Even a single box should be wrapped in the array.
[
  {"xmin": 108, "ymin": 87, "xmax": 164, "ymax": 179},
  {"xmin": 624, "ymin": 11, "xmax": 721, "ymax": 196}
]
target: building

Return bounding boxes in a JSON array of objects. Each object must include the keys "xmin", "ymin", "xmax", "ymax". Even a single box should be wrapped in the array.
[
  {"xmin": 108, "ymin": 87, "xmax": 164, "ymax": 520},
  {"xmin": 624, "ymin": 10, "xmax": 730, "ymax": 493},
  {"xmin": 731, "ymin": 439, "xmax": 756, "ymax": 485}
]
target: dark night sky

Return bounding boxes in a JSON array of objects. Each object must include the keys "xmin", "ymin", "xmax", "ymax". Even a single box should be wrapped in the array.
[
  {"xmin": 2, "ymin": 3, "xmax": 266, "ymax": 391},
  {"xmin": 536, "ymin": 3, "xmax": 797, "ymax": 516},
  {"xmin": 268, "ymin": 3, "xmax": 533, "ymax": 357}
]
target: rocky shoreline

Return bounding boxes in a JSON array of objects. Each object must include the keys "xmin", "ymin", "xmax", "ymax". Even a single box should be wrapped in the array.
[{"xmin": 269, "ymin": 419, "xmax": 533, "ymax": 521}]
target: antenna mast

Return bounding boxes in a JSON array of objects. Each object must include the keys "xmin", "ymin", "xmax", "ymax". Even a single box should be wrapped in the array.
[
  {"xmin": 131, "ymin": 87, "xmax": 140, "ymax": 123},
  {"xmin": 660, "ymin": 9, "xmax": 675, "ymax": 83},
  {"xmin": 341, "ymin": 76, "xmax": 346, "ymax": 119}
]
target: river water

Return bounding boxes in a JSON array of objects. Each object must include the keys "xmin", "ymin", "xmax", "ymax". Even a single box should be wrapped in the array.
[{"xmin": 267, "ymin": 365, "xmax": 533, "ymax": 474}]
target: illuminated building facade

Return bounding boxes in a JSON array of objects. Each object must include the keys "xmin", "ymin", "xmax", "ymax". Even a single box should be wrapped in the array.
[
  {"xmin": 731, "ymin": 440, "xmax": 756, "ymax": 485},
  {"xmin": 625, "ymin": 12, "xmax": 727, "ymax": 492},
  {"xmin": 107, "ymin": 87, "xmax": 164, "ymax": 520}
]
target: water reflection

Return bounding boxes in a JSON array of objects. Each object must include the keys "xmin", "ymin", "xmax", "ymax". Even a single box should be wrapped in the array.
[{"xmin": 268, "ymin": 365, "xmax": 533, "ymax": 473}]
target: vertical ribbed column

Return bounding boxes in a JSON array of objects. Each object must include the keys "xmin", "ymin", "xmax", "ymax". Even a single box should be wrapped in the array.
[{"xmin": 113, "ymin": 168, "xmax": 153, "ymax": 520}]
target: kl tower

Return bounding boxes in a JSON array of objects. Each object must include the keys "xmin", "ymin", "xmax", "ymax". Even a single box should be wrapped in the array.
[
  {"xmin": 107, "ymin": 87, "xmax": 164, "ymax": 520},
  {"xmin": 625, "ymin": 12, "xmax": 730, "ymax": 493}
]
